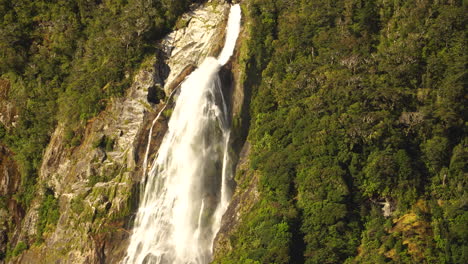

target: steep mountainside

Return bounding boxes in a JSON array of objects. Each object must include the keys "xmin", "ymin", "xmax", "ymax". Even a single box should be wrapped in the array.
[
  {"xmin": 0, "ymin": 0, "xmax": 466, "ymax": 264},
  {"xmin": 0, "ymin": 1, "xmax": 234, "ymax": 263}
]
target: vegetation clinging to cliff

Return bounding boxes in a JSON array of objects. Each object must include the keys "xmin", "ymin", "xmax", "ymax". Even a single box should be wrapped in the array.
[{"xmin": 0, "ymin": 0, "xmax": 193, "ymax": 208}]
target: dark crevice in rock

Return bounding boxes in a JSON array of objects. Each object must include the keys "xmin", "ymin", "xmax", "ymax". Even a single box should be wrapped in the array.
[
  {"xmin": 219, "ymin": 63, "xmax": 234, "ymax": 126},
  {"xmin": 148, "ymin": 49, "xmax": 170, "ymax": 104}
]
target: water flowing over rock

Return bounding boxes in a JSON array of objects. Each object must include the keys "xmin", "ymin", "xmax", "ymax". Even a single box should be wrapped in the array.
[{"xmin": 124, "ymin": 5, "xmax": 241, "ymax": 264}]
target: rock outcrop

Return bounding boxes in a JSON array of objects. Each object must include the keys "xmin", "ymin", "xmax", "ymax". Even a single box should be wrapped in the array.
[
  {"xmin": 0, "ymin": 79, "xmax": 18, "ymax": 129},
  {"xmin": 0, "ymin": 145, "xmax": 23, "ymax": 262},
  {"xmin": 161, "ymin": 1, "xmax": 228, "ymax": 93},
  {"xmin": 8, "ymin": 2, "xmax": 231, "ymax": 263}
]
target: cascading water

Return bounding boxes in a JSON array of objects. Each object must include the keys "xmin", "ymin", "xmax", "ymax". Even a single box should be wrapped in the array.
[{"xmin": 124, "ymin": 4, "xmax": 241, "ymax": 264}]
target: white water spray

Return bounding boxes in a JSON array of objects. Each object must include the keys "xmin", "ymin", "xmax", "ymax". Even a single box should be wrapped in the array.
[{"xmin": 124, "ymin": 5, "xmax": 241, "ymax": 264}]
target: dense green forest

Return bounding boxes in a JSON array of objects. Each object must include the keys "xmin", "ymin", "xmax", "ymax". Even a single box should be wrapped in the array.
[
  {"xmin": 0, "ymin": 0, "xmax": 193, "ymax": 208},
  {"xmin": 216, "ymin": 0, "xmax": 466, "ymax": 263}
]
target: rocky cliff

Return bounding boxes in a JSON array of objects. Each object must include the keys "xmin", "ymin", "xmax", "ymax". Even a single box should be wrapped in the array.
[
  {"xmin": 4, "ymin": 2, "xmax": 238, "ymax": 263},
  {"xmin": 0, "ymin": 145, "xmax": 23, "ymax": 261}
]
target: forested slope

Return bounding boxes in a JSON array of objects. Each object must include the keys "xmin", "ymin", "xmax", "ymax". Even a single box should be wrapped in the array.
[
  {"xmin": 216, "ymin": 0, "xmax": 466, "ymax": 263},
  {"xmin": 0, "ymin": 0, "xmax": 192, "ymax": 209},
  {"xmin": 0, "ymin": 0, "xmax": 466, "ymax": 263}
]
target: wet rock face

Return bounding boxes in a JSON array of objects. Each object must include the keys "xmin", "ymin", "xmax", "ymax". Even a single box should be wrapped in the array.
[
  {"xmin": 211, "ymin": 9, "xmax": 255, "ymax": 259},
  {"xmin": 8, "ymin": 2, "xmax": 232, "ymax": 263},
  {"xmin": 219, "ymin": 64, "xmax": 235, "ymax": 121},
  {"xmin": 212, "ymin": 143, "xmax": 260, "ymax": 258}
]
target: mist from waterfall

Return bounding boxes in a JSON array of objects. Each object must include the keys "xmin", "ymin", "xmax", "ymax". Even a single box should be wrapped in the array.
[{"xmin": 124, "ymin": 4, "xmax": 241, "ymax": 264}]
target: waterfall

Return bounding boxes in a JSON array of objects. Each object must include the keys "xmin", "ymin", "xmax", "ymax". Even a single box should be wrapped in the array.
[{"xmin": 124, "ymin": 4, "xmax": 241, "ymax": 264}]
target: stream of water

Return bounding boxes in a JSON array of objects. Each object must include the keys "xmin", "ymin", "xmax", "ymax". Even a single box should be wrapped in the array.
[{"xmin": 124, "ymin": 5, "xmax": 241, "ymax": 264}]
